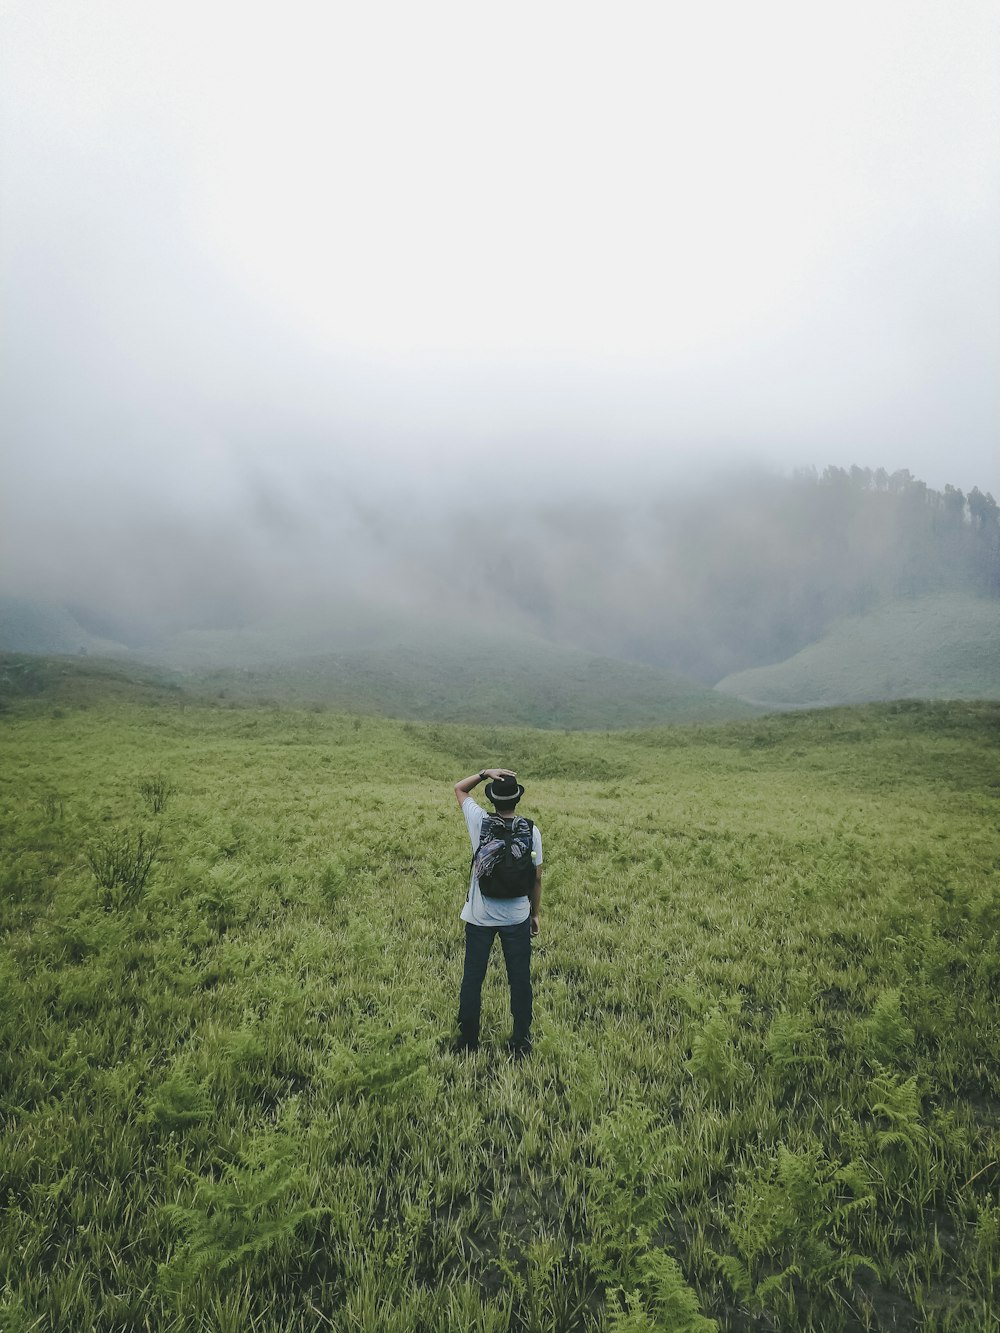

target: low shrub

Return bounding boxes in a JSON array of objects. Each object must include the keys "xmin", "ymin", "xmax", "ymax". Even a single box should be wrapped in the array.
[{"xmin": 86, "ymin": 827, "xmax": 161, "ymax": 908}]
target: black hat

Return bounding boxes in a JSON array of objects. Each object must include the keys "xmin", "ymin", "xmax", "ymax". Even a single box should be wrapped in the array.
[{"xmin": 485, "ymin": 775, "xmax": 524, "ymax": 805}]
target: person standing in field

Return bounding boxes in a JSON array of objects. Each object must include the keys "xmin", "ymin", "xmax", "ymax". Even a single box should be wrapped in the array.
[{"xmin": 453, "ymin": 767, "xmax": 542, "ymax": 1057}]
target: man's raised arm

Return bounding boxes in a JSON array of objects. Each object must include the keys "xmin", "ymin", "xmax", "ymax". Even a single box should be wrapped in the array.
[{"xmin": 453, "ymin": 768, "xmax": 517, "ymax": 809}]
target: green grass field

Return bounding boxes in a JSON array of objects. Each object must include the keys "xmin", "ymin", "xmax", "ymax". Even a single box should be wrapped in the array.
[{"xmin": 2, "ymin": 682, "xmax": 998, "ymax": 1331}]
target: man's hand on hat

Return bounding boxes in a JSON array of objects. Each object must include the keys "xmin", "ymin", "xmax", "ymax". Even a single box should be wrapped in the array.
[{"xmin": 481, "ymin": 768, "xmax": 517, "ymax": 781}]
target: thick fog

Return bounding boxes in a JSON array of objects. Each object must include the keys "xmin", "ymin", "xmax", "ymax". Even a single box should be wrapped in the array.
[{"xmin": 2, "ymin": 1, "xmax": 999, "ymax": 641}]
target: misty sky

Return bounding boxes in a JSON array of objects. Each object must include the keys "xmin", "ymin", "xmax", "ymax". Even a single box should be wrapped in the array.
[{"xmin": 2, "ymin": 1, "xmax": 999, "ymax": 612}]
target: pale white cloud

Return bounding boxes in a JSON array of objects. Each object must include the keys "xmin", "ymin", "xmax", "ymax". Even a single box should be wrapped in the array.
[{"xmin": 2, "ymin": 0, "xmax": 998, "ymax": 516}]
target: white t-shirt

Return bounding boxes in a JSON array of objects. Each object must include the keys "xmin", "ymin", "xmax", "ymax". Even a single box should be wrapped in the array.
[{"xmin": 461, "ymin": 797, "xmax": 542, "ymax": 927}]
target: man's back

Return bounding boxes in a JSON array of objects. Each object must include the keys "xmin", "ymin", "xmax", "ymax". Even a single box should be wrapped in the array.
[
  {"xmin": 461, "ymin": 798, "xmax": 541, "ymax": 927},
  {"xmin": 452, "ymin": 767, "xmax": 543, "ymax": 1055}
]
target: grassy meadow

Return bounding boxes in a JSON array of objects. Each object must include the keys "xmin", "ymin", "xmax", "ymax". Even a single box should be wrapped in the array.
[{"xmin": 1, "ymin": 679, "xmax": 998, "ymax": 1331}]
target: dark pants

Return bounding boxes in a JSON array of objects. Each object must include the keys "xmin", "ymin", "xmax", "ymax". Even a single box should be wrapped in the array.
[{"xmin": 458, "ymin": 918, "xmax": 532, "ymax": 1048}]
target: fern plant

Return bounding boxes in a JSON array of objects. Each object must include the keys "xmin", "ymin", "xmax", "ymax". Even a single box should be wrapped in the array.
[
  {"xmin": 765, "ymin": 1010, "xmax": 824, "ymax": 1091},
  {"xmin": 583, "ymin": 1099, "xmax": 681, "ymax": 1289},
  {"xmin": 869, "ymin": 1070, "xmax": 927, "ymax": 1160},
  {"xmin": 148, "ymin": 1069, "xmax": 211, "ymax": 1132},
  {"xmin": 713, "ymin": 1143, "xmax": 877, "ymax": 1317},
  {"xmin": 583, "ymin": 1102, "xmax": 716, "ymax": 1330},
  {"xmin": 686, "ymin": 999, "xmax": 748, "ymax": 1097},
  {"xmin": 321, "ymin": 1027, "xmax": 433, "ymax": 1108},
  {"xmin": 158, "ymin": 1138, "xmax": 325, "ymax": 1297},
  {"xmin": 605, "ymin": 1254, "xmax": 718, "ymax": 1333},
  {"xmin": 638, "ymin": 1248, "xmax": 718, "ymax": 1331},
  {"xmin": 605, "ymin": 1288, "xmax": 659, "ymax": 1332},
  {"xmin": 857, "ymin": 989, "xmax": 915, "ymax": 1067}
]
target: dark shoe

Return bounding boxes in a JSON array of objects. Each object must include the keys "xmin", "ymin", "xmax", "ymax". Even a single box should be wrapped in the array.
[{"xmin": 507, "ymin": 1038, "xmax": 532, "ymax": 1061}]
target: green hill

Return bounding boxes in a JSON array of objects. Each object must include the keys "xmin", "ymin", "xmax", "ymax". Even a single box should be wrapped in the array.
[
  {"xmin": 174, "ymin": 630, "xmax": 760, "ymax": 728},
  {"xmin": 0, "ymin": 594, "xmax": 760, "ymax": 728},
  {"xmin": 0, "ymin": 595, "xmax": 129, "ymax": 657},
  {"xmin": 715, "ymin": 593, "xmax": 1000, "ymax": 708},
  {"xmin": 0, "ymin": 653, "xmax": 186, "ymax": 712},
  {"xmin": 102, "ymin": 600, "xmax": 759, "ymax": 727},
  {"xmin": 0, "ymin": 634, "xmax": 759, "ymax": 729}
]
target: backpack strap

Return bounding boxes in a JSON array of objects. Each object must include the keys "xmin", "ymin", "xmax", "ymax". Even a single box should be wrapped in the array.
[
  {"xmin": 471, "ymin": 813, "xmax": 502, "ymax": 868},
  {"xmin": 507, "ymin": 817, "xmax": 533, "ymax": 867}
]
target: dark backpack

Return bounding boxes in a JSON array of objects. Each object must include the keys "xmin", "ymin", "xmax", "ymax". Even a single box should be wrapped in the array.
[{"xmin": 473, "ymin": 814, "xmax": 535, "ymax": 899}]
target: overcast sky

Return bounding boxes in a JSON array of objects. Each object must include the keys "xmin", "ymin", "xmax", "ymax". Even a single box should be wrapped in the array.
[{"xmin": 3, "ymin": 0, "xmax": 999, "ymax": 598}]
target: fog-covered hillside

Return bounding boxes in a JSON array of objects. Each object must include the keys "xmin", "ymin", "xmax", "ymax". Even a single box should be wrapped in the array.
[{"xmin": 4, "ymin": 466, "xmax": 998, "ymax": 698}]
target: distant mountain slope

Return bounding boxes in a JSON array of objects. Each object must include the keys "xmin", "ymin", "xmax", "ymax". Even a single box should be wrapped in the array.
[
  {"xmin": 715, "ymin": 594, "xmax": 1000, "ymax": 708},
  {"xmin": 0, "ymin": 653, "xmax": 185, "ymax": 710},
  {"xmin": 0, "ymin": 596, "xmax": 129, "ymax": 656},
  {"xmin": 0, "ymin": 609, "xmax": 760, "ymax": 727},
  {"xmin": 115, "ymin": 602, "xmax": 757, "ymax": 728},
  {"xmin": 177, "ymin": 630, "xmax": 760, "ymax": 728}
]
